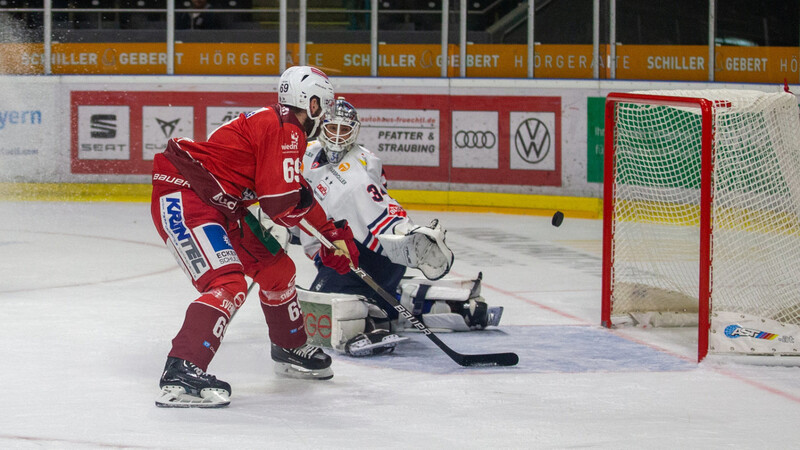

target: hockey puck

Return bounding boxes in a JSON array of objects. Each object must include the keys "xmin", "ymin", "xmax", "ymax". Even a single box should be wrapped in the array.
[{"xmin": 551, "ymin": 211, "xmax": 564, "ymax": 227}]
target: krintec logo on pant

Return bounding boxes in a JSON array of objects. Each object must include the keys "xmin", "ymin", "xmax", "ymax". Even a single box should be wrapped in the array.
[{"xmin": 161, "ymin": 192, "xmax": 209, "ymax": 281}]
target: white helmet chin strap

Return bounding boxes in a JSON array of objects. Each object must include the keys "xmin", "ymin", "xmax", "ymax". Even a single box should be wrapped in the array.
[{"xmin": 306, "ymin": 111, "xmax": 323, "ymax": 138}]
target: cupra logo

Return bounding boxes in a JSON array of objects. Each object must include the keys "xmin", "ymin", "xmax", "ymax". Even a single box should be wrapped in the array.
[{"xmin": 156, "ymin": 118, "xmax": 180, "ymax": 138}]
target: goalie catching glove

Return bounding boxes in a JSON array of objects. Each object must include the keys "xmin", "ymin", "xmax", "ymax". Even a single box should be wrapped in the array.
[
  {"xmin": 377, "ymin": 219, "xmax": 454, "ymax": 280},
  {"xmin": 317, "ymin": 220, "xmax": 359, "ymax": 275}
]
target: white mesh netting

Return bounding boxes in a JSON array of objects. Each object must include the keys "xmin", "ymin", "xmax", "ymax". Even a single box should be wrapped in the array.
[{"xmin": 609, "ymin": 90, "xmax": 800, "ymax": 335}]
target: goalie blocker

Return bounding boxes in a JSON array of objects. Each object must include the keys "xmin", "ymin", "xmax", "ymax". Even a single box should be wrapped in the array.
[{"xmin": 297, "ymin": 274, "xmax": 503, "ymax": 356}]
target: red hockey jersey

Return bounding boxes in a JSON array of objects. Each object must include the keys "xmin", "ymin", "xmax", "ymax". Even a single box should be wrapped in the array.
[{"xmin": 163, "ymin": 103, "xmax": 320, "ymax": 224}]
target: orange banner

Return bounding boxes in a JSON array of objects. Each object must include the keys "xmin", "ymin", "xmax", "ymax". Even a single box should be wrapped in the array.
[
  {"xmin": 0, "ymin": 43, "xmax": 42, "ymax": 75},
  {"xmin": 615, "ymin": 45, "xmax": 709, "ymax": 81},
  {"xmin": 531, "ymin": 44, "xmax": 597, "ymax": 79},
  {"xmin": 174, "ymin": 43, "xmax": 281, "ymax": 75},
  {"xmin": 714, "ymin": 46, "xmax": 800, "ymax": 83},
  {"xmin": 310, "ymin": 43, "xmax": 598, "ymax": 78},
  {"xmin": 1, "ymin": 42, "xmax": 798, "ymax": 83},
  {"xmin": 2, "ymin": 42, "xmax": 168, "ymax": 74},
  {"xmin": 304, "ymin": 43, "xmax": 447, "ymax": 77}
]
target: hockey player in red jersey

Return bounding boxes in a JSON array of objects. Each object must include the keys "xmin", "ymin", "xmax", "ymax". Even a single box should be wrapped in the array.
[{"xmin": 150, "ymin": 66, "xmax": 359, "ymax": 408}]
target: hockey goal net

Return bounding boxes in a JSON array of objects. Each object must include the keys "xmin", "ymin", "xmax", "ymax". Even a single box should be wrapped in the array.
[{"xmin": 601, "ymin": 89, "xmax": 800, "ymax": 361}]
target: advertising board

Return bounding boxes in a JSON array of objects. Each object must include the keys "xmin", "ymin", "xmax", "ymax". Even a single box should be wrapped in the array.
[{"xmin": 69, "ymin": 90, "xmax": 562, "ymax": 187}]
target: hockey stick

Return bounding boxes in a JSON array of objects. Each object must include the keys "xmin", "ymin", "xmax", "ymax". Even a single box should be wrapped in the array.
[
  {"xmin": 299, "ymin": 218, "xmax": 519, "ymax": 367},
  {"xmin": 240, "ymin": 207, "xmax": 285, "ymax": 306}
]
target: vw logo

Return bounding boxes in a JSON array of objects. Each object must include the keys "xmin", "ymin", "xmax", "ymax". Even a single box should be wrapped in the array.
[
  {"xmin": 454, "ymin": 130, "xmax": 496, "ymax": 149},
  {"xmin": 514, "ymin": 118, "xmax": 550, "ymax": 163}
]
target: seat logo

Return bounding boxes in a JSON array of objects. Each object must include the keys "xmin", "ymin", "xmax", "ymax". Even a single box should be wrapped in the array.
[{"xmin": 90, "ymin": 114, "xmax": 117, "ymax": 138}]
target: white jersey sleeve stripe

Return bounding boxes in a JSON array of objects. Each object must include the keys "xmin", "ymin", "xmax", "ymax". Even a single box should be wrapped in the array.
[
  {"xmin": 367, "ymin": 211, "xmax": 391, "ymax": 234},
  {"xmin": 370, "ymin": 215, "xmax": 403, "ymax": 237},
  {"xmin": 368, "ymin": 237, "xmax": 381, "ymax": 252},
  {"xmin": 360, "ymin": 233, "xmax": 381, "ymax": 253}
]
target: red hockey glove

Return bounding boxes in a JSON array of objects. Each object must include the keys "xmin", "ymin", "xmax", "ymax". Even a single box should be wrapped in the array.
[
  {"xmin": 319, "ymin": 220, "xmax": 360, "ymax": 275},
  {"xmin": 273, "ymin": 184, "xmax": 314, "ymax": 228}
]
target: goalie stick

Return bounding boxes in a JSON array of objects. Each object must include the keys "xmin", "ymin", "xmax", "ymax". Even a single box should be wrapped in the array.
[{"xmin": 298, "ymin": 218, "xmax": 519, "ymax": 367}]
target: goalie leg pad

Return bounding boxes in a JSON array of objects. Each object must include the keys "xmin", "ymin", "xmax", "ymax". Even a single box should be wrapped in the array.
[
  {"xmin": 399, "ymin": 275, "xmax": 481, "ymax": 301},
  {"xmin": 417, "ymin": 312, "xmax": 472, "ymax": 332},
  {"xmin": 298, "ymin": 288, "xmax": 370, "ymax": 352},
  {"xmin": 397, "ymin": 276, "xmax": 502, "ymax": 331}
]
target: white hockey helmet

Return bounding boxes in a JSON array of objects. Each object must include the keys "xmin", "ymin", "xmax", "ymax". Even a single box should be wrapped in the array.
[
  {"xmin": 319, "ymin": 97, "xmax": 361, "ymax": 164},
  {"xmin": 278, "ymin": 65, "xmax": 335, "ymax": 138}
]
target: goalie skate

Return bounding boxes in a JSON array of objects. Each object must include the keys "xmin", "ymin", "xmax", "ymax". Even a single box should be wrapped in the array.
[
  {"xmin": 486, "ymin": 306, "xmax": 504, "ymax": 327},
  {"xmin": 344, "ymin": 329, "xmax": 408, "ymax": 357},
  {"xmin": 155, "ymin": 357, "xmax": 231, "ymax": 408},
  {"xmin": 271, "ymin": 343, "xmax": 334, "ymax": 380},
  {"xmin": 459, "ymin": 300, "xmax": 504, "ymax": 330}
]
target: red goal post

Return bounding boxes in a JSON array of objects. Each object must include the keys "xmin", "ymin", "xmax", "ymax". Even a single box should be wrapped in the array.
[{"xmin": 601, "ymin": 89, "xmax": 800, "ymax": 362}]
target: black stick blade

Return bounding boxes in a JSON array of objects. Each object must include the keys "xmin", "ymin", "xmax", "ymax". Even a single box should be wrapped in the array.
[{"xmin": 457, "ymin": 352, "xmax": 519, "ymax": 367}]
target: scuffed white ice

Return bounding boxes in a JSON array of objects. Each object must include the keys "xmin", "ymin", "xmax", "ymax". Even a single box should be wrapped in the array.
[{"xmin": 1, "ymin": 201, "xmax": 799, "ymax": 449}]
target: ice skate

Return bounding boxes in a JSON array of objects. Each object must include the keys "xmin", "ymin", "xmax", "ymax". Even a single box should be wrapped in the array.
[
  {"xmin": 344, "ymin": 329, "xmax": 408, "ymax": 357},
  {"xmin": 155, "ymin": 357, "xmax": 231, "ymax": 408},
  {"xmin": 460, "ymin": 299, "xmax": 504, "ymax": 330},
  {"xmin": 271, "ymin": 343, "xmax": 333, "ymax": 380},
  {"xmin": 486, "ymin": 306, "xmax": 503, "ymax": 327}
]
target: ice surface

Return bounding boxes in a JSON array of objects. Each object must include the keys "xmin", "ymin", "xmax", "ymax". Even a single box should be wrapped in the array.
[{"xmin": 1, "ymin": 201, "xmax": 799, "ymax": 449}]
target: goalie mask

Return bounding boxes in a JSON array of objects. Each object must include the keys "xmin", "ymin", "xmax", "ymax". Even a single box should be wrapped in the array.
[
  {"xmin": 319, "ymin": 98, "xmax": 360, "ymax": 164},
  {"xmin": 278, "ymin": 66, "xmax": 335, "ymax": 139}
]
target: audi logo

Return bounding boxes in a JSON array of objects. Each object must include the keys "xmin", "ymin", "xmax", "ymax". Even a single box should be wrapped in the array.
[{"xmin": 454, "ymin": 130, "xmax": 497, "ymax": 149}]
